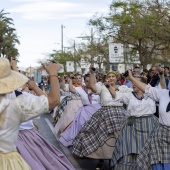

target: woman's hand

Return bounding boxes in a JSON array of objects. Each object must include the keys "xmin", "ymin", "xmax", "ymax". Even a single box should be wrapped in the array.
[
  {"xmin": 26, "ymin": 80, "xmax": 37, "ymax": 90},
  {"xmin": 10, "ymin": 57, "xmax": 18, "ymax": 72},
  {"xmin": 104, "ymin": 81, "xmax": 110, "ymax": 89},
  {"xmin": 127, "ymin": 69, "xmax": 133, "ymax": 79},
  {"xmin": 43, "ymin": 62, "xmax": 61, "ymax": 75}
]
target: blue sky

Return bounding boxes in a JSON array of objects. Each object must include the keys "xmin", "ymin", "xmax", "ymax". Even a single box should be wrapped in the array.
[{"xmin": 1, "ymin": 0, "xmax": 112, "ymax": 68}]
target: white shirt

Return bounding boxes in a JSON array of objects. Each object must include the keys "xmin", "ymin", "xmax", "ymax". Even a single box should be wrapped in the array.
[
  {"xmin": 8, "ymin": 91, "xmax": 38, "ymax": 131},
  {"xmin": 95, "ymin": 82, "xmax": 133, "ymax": 106},
  {"xmin": 145, "ymin": 84, "xmax": 170, "ymax": 126},
  {"xmin": 19, "ymin": 120, "xmax": 34, "ymax": 130},
  {"xmin": 116, "ymin": 91, "xmax": 156, "ymax": 117},
  {"xmin": 75, "ymin": 86, "xmax": 100, "ymax": 105},
  {"xmin": 0, "ymin": 93, "xmax": 48, "ymax": 153},
  {"xmin": 64, "ymin": 84, "xmax": 81, "ymax": 99}
]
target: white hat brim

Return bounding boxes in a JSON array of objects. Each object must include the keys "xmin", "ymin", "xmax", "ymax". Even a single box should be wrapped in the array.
[{"xmin": 0, "ymin": 70, "xmax": 29, "ymax": 94}]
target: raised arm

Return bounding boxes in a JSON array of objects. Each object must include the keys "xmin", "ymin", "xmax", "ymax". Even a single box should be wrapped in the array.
[
  {"xmin": 10, "ymin": 57, "xmax": 19, "ymax": 72},
  {"xmin": 89, "ymin": 71, "xmax": 97, "ymax": 93},
  {"xmin": 159, "ymin": 68, "xmax": 166, "ymax": 89},
  {"xmin": 43, "ymin": 62, "xmax": 61, "ymax": 110},
  {"xmin": 68, "ymin": 77, "xmax": 76, "ymax": 94},
  {"xmin": 105, "ymin": 83, "xmax": 116, "ymax": 98},
  {"xmin": 26, "ymin": 80, "xmax": 45, "ymax": 96},
  {"xmin": 60, "ymin": 75, "xmax": 66, "ymax": 91},
  {"xmin": 128, "ymin": 70, "xmax": 147, "ymax": 92}
]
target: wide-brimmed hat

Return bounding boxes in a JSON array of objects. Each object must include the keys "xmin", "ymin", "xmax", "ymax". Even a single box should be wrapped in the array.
[{"xmin": 0, "ymin": 58, "xmax": 29, "ymax": 94}]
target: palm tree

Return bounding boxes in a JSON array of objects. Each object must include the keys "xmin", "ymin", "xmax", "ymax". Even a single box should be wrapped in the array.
[{"xmin": 0, "ymin": 9, "xmax": 20, "ymax": 59}]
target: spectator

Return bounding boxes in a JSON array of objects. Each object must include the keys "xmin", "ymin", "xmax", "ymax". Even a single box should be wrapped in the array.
[
  {"xmin": 133, "ymin": 66, "xmax": 141, "ymax": 77},
  {"xmin": 164, "ymin": 66, "xmax": 170, "ymax": 78},
  {"xmin": 149, "ymin": 66, "xmax": 159, "ymax": 87},
  {"xmin": 142, "ymin": 68, "xmax": 151, "ymax": 84}
]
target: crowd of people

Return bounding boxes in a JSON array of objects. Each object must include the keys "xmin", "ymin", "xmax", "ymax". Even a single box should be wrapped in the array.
[{"xmin": 0, "ymin": 57, "xmax": 170, "ymax": 170}]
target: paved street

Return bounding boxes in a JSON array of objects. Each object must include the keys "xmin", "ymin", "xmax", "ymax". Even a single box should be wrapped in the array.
[{"xmin": 35, "ymin": 113, "xmax": 110, "ymax": 170}]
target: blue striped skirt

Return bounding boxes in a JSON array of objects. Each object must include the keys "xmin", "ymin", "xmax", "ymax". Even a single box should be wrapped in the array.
[
  {"xmin": 153, "ymin": 163, "xmax": 170, "ymax": 170},
  {"xmin": 112, "ymin": 115, "xmax": 159, "ymax": 169}
]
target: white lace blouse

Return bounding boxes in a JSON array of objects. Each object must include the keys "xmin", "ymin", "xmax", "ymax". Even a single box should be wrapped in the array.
[
  {"xmin": 145, "ymin": 84, "xmax": 170, "ymax": 126},
  {"xmin": 95, "ymin": 82, "xmax": 133, "ymax": 106},
  {"xmin": 0, "ymin": 93, "xmax": 48, "ymax": 153},
  {"xmin": 116, "ymin": 91, "xmax": 156, "ymax": 117},
  {"xmin": 75, "ymin": 86, "xmax": 100, "ymax": 105}
]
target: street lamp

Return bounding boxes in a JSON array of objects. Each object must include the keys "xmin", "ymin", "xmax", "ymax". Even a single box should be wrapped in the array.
[
  {"xmin": 63, "ymin": 40, "xmax": 76, "ymax": 72},
  {"xmin": 61, "ymin": 25, "xmax": 65, "ymax": 54},
  {"xmin": 76, "ymin": 28, "xmax": 96, "ymax": 65}
]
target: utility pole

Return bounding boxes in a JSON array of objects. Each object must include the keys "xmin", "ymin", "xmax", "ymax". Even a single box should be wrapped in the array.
[
  {"xmin": 61, "ymin": 25, "xmax": 65, "ymax": 55},
  {"xmin": 90, "ymin": 28, "xmax": 94, "ymax": 65},
  {"xmin": 73, "ymin": 40, "xmax": 76, "ymax": 72}
]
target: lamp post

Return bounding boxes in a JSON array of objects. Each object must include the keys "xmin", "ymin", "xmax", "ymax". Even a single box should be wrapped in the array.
[
  {"xmin": 76, "ymin": 28, "xmax": 95, "ymax": 65},
  {"xmin": 64, "ymin": 40, "xmax": 76, "ymax": 72},
  {"xmin": 61, "ymin": 25, "xmax": 65, "ymax": 55}
]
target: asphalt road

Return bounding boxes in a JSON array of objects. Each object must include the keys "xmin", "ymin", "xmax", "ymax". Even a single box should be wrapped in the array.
[{"xmin": 35, "ymin": 113, "xmax": 110, "ymax": 170}]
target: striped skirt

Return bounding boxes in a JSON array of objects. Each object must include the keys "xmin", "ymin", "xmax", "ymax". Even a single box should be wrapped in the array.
[
  {"xmin": 52, "ymin": 96, "xmax": 72, "ymax": 125},
  {"xmin": 72, "ymin": 106, "xmax": 126, "ymax": 157},
  {"xmin": 112, "ymin": 115, "xmax": 159, "ymax": 170},
  {"xmin": 134, "ymin": 124, "xmax": 170, "ymax": 170}
]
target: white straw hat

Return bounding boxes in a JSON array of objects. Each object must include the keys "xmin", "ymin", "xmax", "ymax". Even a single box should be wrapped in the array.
[{"xmin": 0, "ymin": 58, "xmax": 29, "ymax": 94}]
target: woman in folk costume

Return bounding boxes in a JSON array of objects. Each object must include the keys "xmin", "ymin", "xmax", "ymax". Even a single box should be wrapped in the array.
[
  {"xmin": 109, "ymin": 75, "xmax": 159, "ymax": 170},
  {"xmin": 72, "ymin": 69, "xmax": 132, "ymax": 169},
  {"xmin": 0, "ymin": 58, "xmax": 63, "ymax": 170},
  {"xmin": 59, "ymin": 74, "xmax": 101, "ymax": 147},
  {"xmin": 54, "ymin": 74, "xmax": 83, "ymax": 136},
  {"xmin": 125, "ymin": 69, "xmax": 170, "ymax": 170},
  {"xmin": 12, "ymin": 84, "xmax": 75, "ymax": 170},
  {"xmin": 52, "ymin": 74, "xmax": 80, "ymax": 125}
]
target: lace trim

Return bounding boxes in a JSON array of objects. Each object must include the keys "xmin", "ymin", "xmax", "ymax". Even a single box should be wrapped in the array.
[{"xmin": 18, "ymin": 96, "xmax": 49, "ymax": 116}]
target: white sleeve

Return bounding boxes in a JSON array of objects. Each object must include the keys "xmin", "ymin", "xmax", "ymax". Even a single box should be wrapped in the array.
[
  {"xmin": 65, "ymin": 84, "xmax": 69, "ymax": 91},
  {"xmin": 118, "ymin": 85, "xmax": 133, "ymax": 93},
  {"xmin": 95, "ymin": 82, "xmax": 103, "ymax": 95},
  {"xmin": 145, "ymin": 84, "xmax": 161, "ymax": 102},
  {"xmin": 15, "ymin": 94, "xmax": 49, "ymax": 122},
  {"xmin": 75, "ymin": 87, "xmax": 82, "ymax": 94},
  {"xmin": 115, "ymin": 92, "xmax": 131, "ymax": 105}
]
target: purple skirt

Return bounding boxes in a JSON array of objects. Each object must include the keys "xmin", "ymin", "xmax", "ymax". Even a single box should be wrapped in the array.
[
  {"xmin": 59, "ymin": 103, "xmax": 101, "ymax": 147},
  {"xmin": 16, "ymin": 129, "xmax": 75, "ymax": 170}
]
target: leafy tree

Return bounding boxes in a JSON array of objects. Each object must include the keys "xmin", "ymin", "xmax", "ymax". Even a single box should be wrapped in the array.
[{"xmin": 89, "ymin": 0, "xmax": 170, "ymax": 68}]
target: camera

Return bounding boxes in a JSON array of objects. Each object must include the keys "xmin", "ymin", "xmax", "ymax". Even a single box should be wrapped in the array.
[
  {"xmin": 124, "ymin": 71, "xmax": 129, "ymax": 77},
  {"xmin": 157, "ymin": 64, "xmax": 163, "ymax": 75},
  {"xmin": 159, "ymin": 71, "xmax": 163, "ymax": 75},
  {"xmin": 70, "ymin": 76, "xmax": 75, "ymax": 79},
  {"xmin": 105, "ymin": 84, "xmax": 110, "ymax": 88},
  {"xmin": 91, "ymin": 67, "xmax": 96, "ymax": 71}
]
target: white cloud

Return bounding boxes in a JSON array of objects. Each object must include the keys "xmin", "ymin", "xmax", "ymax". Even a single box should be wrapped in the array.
[
  {"xmin": 10, "ymin": 0, "xmax": 46, "ymax": 2},
  {"xmin": 8, "ymin": 1, "xmax": 108, "ymax": 20},
  {"xmin": 4, "ymin": 0, "xmax": 111, "ymax": 67}
]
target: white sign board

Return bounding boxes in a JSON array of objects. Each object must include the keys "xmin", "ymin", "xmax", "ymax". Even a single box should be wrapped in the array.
[
  {"xmin": 58, "ymin": 64, "xmax": 64, "ymax": 73},
  {"xmin": 109, "ymin": 43, "xmax": 124, "ymax": 63},
  {"xmin": 66, "ymin": 61, "xmax": 74, "ymax": 72},
  {"xmin": 80, "ymin": 59, "xmax": 90, "ymax": 69}
]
